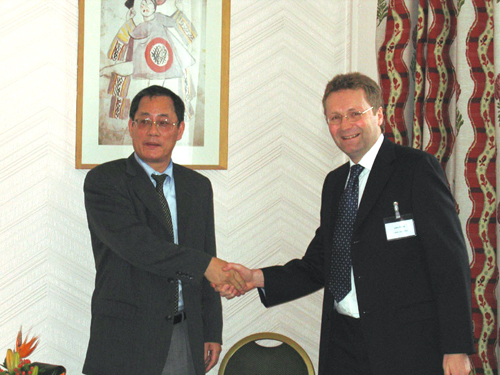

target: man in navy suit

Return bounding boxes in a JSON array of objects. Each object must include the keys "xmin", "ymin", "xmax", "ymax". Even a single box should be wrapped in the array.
[
  {"xmin": 215, "ymin": 73, "xmax": 474, "ymax": 375},
  {"xmin": 83, "ymin": 85, "xmax": 243, "ymax": 375}
]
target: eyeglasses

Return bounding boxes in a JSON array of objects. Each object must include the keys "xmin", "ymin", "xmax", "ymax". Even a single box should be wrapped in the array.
[
  {"xmin": 327, "ymin": 106, "xmax": 373, "ymax": 126},
  {"xmin": 133, "ymin": 117, "xmax": 178, "ymax": 133}
]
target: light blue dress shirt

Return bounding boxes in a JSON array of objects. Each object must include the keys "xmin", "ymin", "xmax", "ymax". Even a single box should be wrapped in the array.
[{"xmin": 134, "ymin": 153, "xmax": 184, "ymax": 312}]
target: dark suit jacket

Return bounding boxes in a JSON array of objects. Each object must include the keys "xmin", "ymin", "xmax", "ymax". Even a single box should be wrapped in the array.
[
  {"xmin": 82, "ymin": 154, "xmax": 222, "ymax": 375},
  {"xmin": 259, "ymin": 138, "xmax": 474, "ymax": 374}
]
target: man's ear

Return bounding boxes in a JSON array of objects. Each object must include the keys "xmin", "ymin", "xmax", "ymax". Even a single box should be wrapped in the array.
[
  {"xmin": 376, "ymin": 106, "xmax": 384, "ymax": 127},
  {"xmin": 128, "ymin": 119, "xmax": 134, "ymax": 137},
  {"xmin": 176, "ymin": 121, "xmax": 186, "ymax": 141}
]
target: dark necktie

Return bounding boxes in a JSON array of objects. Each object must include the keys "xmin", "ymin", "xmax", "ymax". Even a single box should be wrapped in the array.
[
  {"xmin": 152, "ymin": 174, "xmax": 174, "ymax": 242},
  {"xmin": 329, "ymin": 164, "xmax": 364, "ymax": 303},
  {"xmin": 152, "ymin": 174, "xmax": 179, "ymax": 313}
]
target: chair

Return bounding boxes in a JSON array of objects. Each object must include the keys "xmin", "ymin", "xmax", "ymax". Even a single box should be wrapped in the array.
[{"xmin": 218, "ymin": 332, "xmax": 315, "ymax": 375}]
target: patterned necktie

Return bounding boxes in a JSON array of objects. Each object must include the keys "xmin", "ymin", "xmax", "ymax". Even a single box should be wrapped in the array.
[
  {"xmin": 329, "ymin": 164, "xmax": 364, "ymax": 303},
  {"xmin": 152, "ymin": 174, "xmax": 179, "ymax": 313},
  {"xmin": 152, "ymin": 174, "xmax": 174, "ymax": 242}
]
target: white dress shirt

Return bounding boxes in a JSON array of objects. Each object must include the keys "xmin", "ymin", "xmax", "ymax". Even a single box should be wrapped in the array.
[{"xmin": 335, "ymin": 134, "xmax": 384, "ymax": 318}]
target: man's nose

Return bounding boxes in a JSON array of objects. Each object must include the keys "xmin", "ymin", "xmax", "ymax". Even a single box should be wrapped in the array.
[
  {"xmin": 339, "ymin": 115, "xmax": 352, "ymax": 128},
  {"xmin": 147, "ymin": 122, "xmax": 160, "ymax": 135}
]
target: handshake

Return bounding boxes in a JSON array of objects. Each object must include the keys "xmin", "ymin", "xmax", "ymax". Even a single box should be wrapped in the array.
[{"xmin": 204, "ymin": 258, "xmax": 264, "ymax": 299}]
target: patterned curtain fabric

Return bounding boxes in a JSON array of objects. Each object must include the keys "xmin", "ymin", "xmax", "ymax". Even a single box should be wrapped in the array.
[{"xmin": 376, "ymin": 0, "xmax": 498, "ymax": 373}]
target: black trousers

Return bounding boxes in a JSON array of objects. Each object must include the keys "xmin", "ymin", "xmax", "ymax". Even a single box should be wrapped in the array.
[{"xmin": 327, "ymin": 311, "xmax": 374, "ymax": 375}]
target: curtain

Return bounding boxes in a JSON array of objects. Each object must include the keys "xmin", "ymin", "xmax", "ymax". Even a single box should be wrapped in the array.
[{"xmin": 376, "ymin": 0, "xmax": 498, "ymax": 373}]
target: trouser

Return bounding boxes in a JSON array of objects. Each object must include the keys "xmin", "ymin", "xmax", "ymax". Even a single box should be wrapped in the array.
[
  {"xmin": 161, "ymin": 314, "xmax": 197, "ymax": 375},
  {"xmin": 328, "ymin": 311, "xmax": 374, "ymax": 375}
]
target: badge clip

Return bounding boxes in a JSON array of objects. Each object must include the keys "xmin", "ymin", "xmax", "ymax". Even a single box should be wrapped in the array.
[{"xmin": 393, "ymin": 201, "xmax": 401, "ymax": 220}]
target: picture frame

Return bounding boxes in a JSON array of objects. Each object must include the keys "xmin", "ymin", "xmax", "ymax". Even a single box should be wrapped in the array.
[{"xmin": 76, "ymin": 0, "xmax": 230, "ymax": 169}]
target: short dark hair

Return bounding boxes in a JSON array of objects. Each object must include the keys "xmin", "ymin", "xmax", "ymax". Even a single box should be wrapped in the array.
[
  {"xmin": 129, "ymin": 85, "xmax": 185, "ymax": 125},
  {"xmin": 322, "ymin": 72, "xmax": 384, "ymax": 115}
]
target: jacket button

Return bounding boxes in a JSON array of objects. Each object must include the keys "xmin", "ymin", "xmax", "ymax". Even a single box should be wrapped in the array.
[{"xmin": 166, "ymin": 315, "xmax": 173, "ymax": 321}]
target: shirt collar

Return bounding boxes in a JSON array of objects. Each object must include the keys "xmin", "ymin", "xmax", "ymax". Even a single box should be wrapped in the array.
[
  {"xmin": 349, "ymin": 134, "xmax": 384, "ymax": 172},
  {"xmin": 134, "ymin": 153, "xmax": 174, "ymax": 183}
]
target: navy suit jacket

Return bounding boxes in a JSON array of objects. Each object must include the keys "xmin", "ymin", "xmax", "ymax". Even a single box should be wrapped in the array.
[
  {"xmin": 82, "ymin": 154, "xmax": 221, "ymax": 375},
  {"xmin": 259, "ymin": 138, "xmax": 474, "ymax": 374}
]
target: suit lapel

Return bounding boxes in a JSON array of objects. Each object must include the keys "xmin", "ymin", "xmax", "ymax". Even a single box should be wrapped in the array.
[
  {"xmin": 125, "ymin": 154, "xmax": 167, "ymax": 226},
  {"xmin": 330, "ymin": 162, "xmax": 350, "ymax": 224},
  {"xmin": 353, "ymin": 137, "xmax": 396, "ymax": 233},
  {"xmin": 173, "ymin": 164, "xmax": 191, "ymax": 246},
  {"xmin": 324, "ymin": 162, "xmax": 350, "ymax": 265}
]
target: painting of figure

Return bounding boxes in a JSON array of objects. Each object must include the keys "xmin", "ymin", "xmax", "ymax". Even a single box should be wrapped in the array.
[{"xmin": 99, "ymin": 0, "xmax": 205, "ymax": 147}]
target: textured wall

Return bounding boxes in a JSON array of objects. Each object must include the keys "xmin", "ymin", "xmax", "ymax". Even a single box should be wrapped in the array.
[{"xmin": 0, "ymin": 0, "xmax": 376, "ymax": 373}]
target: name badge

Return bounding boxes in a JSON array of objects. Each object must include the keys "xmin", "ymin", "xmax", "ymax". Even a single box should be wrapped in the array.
[{"xmin": 383, "ymin": 202, "xmax": 417, "ymax": 241}]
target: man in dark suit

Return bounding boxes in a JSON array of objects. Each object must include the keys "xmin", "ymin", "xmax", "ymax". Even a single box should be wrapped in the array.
[
  {"xmin": 82, "ymin": 85, "xmax": 243, "ymax": 375},
  {"xmin": 215, "ymin": 73, "xmax": 474, "ymax": 374}
]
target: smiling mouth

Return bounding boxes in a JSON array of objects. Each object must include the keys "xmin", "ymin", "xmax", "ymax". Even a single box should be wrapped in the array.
[{"xmin": 342, "ymin": 134, "xmax": 360, "ymax": 140}]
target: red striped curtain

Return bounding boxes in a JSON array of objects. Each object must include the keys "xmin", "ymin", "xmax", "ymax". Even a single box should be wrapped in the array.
[{"xmin": 376, "ymin": 0, "xmax": 498, "ymax": 373}]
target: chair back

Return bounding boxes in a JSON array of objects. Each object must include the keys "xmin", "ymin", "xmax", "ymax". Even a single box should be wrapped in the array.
[{"xmin": 218, "ymin": 332, "xmax": 315, "ymax": 375}]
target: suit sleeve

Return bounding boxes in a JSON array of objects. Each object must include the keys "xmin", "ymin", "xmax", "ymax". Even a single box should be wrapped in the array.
[
  {"xmin": 200, "ymin": 182, "xmax": 223, "ymax": 344},
  {"xmin": 84, "ymin": 166, "xmax": 212, "ymax": 283},
  {"xmin": 413, "ymin": 154, "xmax": 474, "ymax": 354}
]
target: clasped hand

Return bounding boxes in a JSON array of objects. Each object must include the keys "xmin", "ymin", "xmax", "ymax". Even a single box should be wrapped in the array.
[
  {"xmin": 209, "ymin": 263, "xmax": 262, "ymax": 299},
  {"xmin": 204, "ymin": 258, "xmax": 248, "ymax": 295}
]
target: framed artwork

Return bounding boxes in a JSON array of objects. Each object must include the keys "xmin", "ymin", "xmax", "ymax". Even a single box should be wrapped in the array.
[{"xmin": 76, "ymin": 0, "xmax": 230, "ymax": 169}]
